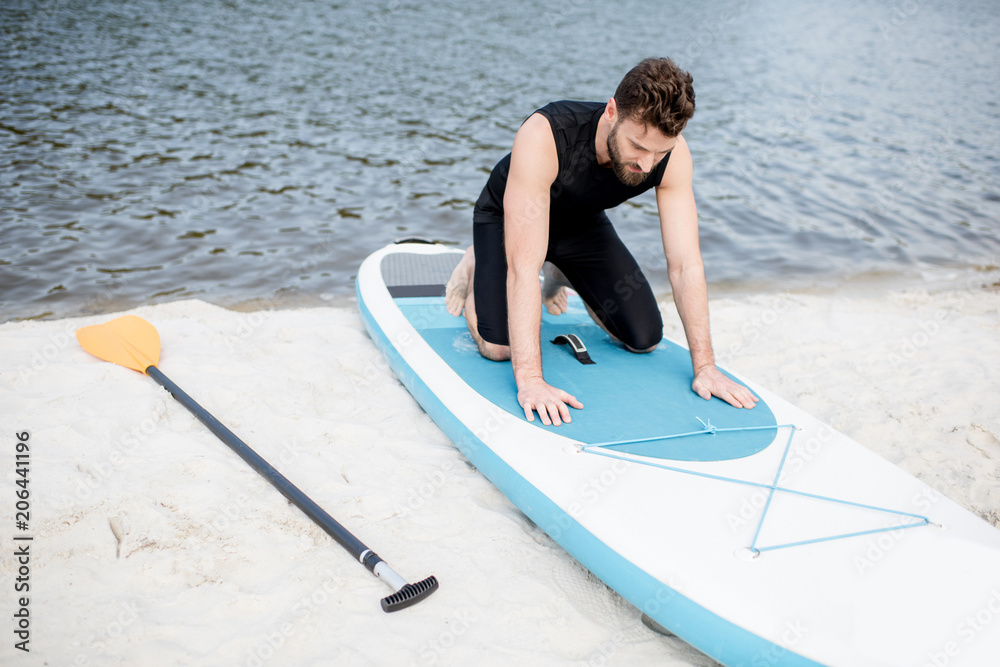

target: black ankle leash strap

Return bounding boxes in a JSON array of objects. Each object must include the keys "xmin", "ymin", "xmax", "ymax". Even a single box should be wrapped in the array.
[{"xmin": 551, "ymin": 334, "xmax": 596, "ymax": 365}]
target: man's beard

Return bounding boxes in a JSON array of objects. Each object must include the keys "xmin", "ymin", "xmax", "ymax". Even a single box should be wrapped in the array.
[{"xmin": 607, "ymin": 121, "xmax": 649, "ymax": 187}]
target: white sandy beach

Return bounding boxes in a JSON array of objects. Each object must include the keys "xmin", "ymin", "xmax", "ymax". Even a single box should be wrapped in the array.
[{"xmin": 2, "ymin": 281, "xmax": 999, "ymax": 666}]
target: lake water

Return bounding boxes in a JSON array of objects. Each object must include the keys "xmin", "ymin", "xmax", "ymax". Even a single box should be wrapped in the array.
[{"xmin": 2, "ymin": 0, "xmax": 999, "ymax": 321}]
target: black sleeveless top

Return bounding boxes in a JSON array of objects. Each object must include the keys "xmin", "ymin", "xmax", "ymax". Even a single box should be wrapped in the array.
[{"xmin": 473, "ymin": 100, "xmax": 670, "ymax": 237}]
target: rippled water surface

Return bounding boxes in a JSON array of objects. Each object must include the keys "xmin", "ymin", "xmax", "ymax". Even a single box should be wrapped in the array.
[{"xmin": 2, "ymin": 0, "xmax": 999, "ymax": 321}]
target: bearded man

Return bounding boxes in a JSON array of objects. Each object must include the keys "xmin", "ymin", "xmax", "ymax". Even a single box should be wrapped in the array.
[{"xmin": 445, "ymin": 57, "xmax": 758, "ymax": 426}]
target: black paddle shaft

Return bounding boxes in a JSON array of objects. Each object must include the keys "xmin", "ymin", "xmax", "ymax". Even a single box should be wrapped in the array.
[{"xmin": 145, "ymin": 365, "xmax": 383, "ymax": 573}]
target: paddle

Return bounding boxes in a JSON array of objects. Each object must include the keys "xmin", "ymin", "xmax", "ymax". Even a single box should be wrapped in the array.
[{"xmin": 76, "ymin": 315, "xmax": 438, "ymax": 612}]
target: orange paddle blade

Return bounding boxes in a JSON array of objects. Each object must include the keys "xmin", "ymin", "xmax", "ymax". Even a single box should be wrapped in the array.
[{"xmin": 76, "ymin": 315, "xmax": 161, "ymax": 373}]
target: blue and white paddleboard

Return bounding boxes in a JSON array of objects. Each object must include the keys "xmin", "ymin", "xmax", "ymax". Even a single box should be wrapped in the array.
[{"xmin": 357, "ymin": 241, "xmax": 1000, "ymax": 666}]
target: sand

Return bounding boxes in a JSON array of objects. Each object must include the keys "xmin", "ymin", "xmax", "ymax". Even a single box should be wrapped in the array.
[{"xmin": 1, "ymin": 282, "xmax": 998, "ymax": 666}]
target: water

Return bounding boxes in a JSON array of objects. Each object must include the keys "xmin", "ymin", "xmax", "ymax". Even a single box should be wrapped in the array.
[{"xmin": 2, "ymin": 0, "xmax": 999, "ymax": 322}]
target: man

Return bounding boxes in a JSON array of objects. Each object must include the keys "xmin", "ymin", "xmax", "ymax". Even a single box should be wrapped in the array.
[{"xmin": 445, "ymin": 57, "xmax": 758, "ymax": 426}]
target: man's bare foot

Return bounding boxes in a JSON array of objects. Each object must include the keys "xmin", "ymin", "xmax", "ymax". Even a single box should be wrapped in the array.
[
  {"xmin": 445, "ymin": 246, "xmax": 474, "ymax": 316},
  {"xmin": 542, "ymin": 262, "xmax": 569, "ymax": 315}
]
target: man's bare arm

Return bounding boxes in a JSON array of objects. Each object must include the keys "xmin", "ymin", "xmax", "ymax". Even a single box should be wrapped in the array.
[
  {"xmin": 504, "ymin": 113, "xmax": 583, "ymax": 425},
  {"xmin": 656, "ymin": 136, "xmax": 758, "ymax": 409}
]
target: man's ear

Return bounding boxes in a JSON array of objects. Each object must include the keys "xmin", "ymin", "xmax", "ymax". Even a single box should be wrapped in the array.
[{"xmin": 605, "ymin": 97, "xmax": 618, "ymax": 123}]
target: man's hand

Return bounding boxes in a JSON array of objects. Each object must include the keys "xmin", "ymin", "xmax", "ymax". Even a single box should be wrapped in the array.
[
  {"xmin": 517, "ymin": 376, "xmax": 583, "ymax": 426},
  {"xmin": 692, "ymin": 364, "xmax": 758, "ymax": 409}
]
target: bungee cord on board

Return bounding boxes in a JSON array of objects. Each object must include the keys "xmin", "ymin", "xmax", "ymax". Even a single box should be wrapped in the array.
[{"xmin": 578, "ymin": 421, "xmax": 932, "ymax": 556}]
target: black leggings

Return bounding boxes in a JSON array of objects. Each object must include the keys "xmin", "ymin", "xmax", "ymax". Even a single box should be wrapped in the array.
[{"xmin": 472, "ymin": 213, "xmax": 663, "ymax": 350}]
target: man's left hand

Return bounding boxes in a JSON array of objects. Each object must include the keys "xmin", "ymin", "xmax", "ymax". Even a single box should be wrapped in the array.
[{"xmin": 692, "ymin": 364, "xmax": 759, "ymax": 409}]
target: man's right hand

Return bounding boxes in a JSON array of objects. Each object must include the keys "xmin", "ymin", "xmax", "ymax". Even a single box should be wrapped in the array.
[{"xmin": 517, "ymin": 376, "xmax": 583, "ymax": 426}]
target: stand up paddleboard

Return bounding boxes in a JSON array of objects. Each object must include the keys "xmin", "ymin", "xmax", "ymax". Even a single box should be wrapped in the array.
[{"xmin": 357, "ymin": 241, "xmax": 1000, "ymax": 666}]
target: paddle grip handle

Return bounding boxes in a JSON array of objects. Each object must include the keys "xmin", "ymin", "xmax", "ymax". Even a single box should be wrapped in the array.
[{"xmin": 145, "ymin": 365, "xmax": 377, "ymax": 567}]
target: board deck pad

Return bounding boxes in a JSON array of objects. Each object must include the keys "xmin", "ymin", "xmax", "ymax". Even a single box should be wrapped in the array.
[
  {"xmin": 393, "ymin": 292, "xmax": 779, "ymax": 462},
  {"xmin": 381, "ymin": 249, "xmax": 462, "ymax": 297}
]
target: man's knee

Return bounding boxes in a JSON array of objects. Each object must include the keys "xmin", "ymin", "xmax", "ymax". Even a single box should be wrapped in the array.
[
  {"xmin": 477, "ymin": 339, "xmax": 511, "ymax": 361},
  {"xmin": 624, "ymin": 327, "xmax": 662, "ymax": 354},
  {"xmin": 616, "ymin": 302, "xmax": 663, "ymax": 353},
  {"xmin": 588, "ymin": 306, "xmax": 663, "ymax": 353}
]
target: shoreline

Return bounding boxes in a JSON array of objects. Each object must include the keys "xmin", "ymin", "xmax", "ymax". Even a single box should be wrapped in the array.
[{"xmin": 5, "ymin": 258, "xmax": 999, "ymax": 326}]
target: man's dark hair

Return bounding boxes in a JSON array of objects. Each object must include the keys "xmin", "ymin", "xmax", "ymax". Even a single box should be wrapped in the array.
[{"xmin": 614, "ymin": 57, "xmax": 695, "ymax": 137}]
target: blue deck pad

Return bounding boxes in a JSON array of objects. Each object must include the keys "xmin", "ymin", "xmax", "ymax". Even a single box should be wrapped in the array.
[{"xmin": 397, "ymin": 296, "xmax": 779, "ymax": 462}]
